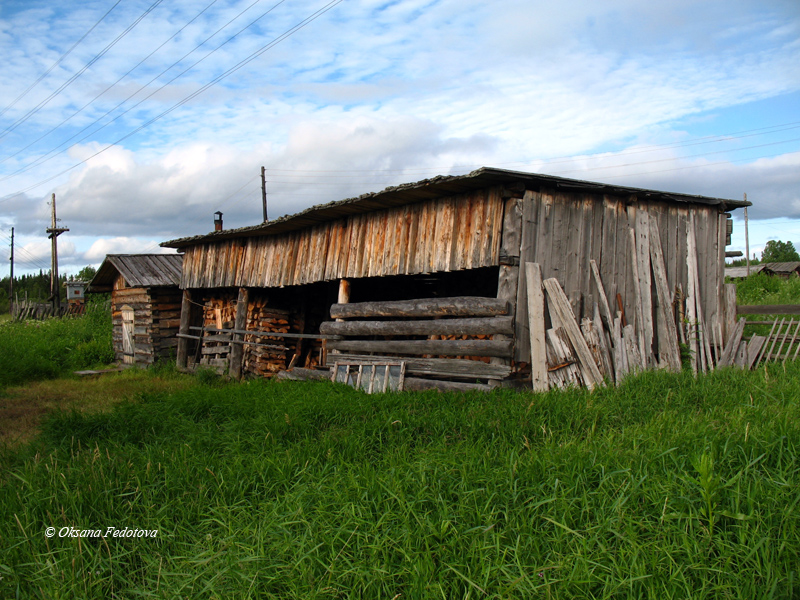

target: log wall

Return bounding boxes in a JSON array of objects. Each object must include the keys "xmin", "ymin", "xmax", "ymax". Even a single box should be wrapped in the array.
[
  {"xmin": 111, "ymin": 276, "xmax": 182, "ymax": 365},
  {"xmin": 180, "ymin": 189, "xmax": 504, "ymax": 289}
]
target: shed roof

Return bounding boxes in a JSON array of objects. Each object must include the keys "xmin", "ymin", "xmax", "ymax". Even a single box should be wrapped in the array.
[
  {"xmin": 762, "ymin": 261, "xmax": 800, "ymax": 274},
  {"xmin": 162, "ymin": 167, "xmax": 750, "ymax": 249},
  {"xmin": 88, "ymin": 254, "xmax": 183, "ymax": 292},
  {"xmin": 724, "ymin": 264, "xmax": 766, "ymax": 279}
]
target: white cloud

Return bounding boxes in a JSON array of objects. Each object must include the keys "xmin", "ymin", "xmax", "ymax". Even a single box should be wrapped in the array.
[{"xmin": 83, "ymin": 237, "xmax": 176, "ymax": 262}]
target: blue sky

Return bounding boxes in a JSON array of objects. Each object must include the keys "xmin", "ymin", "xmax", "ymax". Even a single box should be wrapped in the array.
[{"xmin": 0, "ymin": 0, "xmax": 798, "ymax": 275}]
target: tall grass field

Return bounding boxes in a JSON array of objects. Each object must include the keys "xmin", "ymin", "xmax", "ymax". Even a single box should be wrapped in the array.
[
  {"xmin": 0, "ymin": 298, "xmax": 114, "ymax": 388},
  {"xmin": 1, "ymin": 364, "xmax": 798, "ymax": 598}
]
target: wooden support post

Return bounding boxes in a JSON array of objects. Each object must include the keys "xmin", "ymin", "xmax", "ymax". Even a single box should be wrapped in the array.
[
  {"xmin": 525, "ymin": 263, "xmax": 548, "ymax": 392},
  {"xmin": 229, "ymin": 287, "xmax": 249, "ymax": 379},
  {"xmin": 336, "ymin": 279, "xmax": 350, "ymax": 321},
  {"xmin": 176, "ymin": 290, "xmax": 193, "ymax": 368}
]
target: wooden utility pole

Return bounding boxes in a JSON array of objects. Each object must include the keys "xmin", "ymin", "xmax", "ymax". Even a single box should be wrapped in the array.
[
  {"xmin": 46, "ymin": 193, "xmax": 69, "ymax": 314},
  {"xmin": 8, "ymin": 227, "xmax": 13, "ymax": 316},
  {"xmin": 261, "ymin": 166, "xmax": 268, "ymax": 222},
  {"xmin": 744, "ymin": 193, "xmax": 750, "ymax": 276}
]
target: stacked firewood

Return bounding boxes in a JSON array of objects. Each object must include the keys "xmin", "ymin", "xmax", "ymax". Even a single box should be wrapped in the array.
[{"xmin": 242, "ymin": 300, "xmax": 290, "ymax": 376}]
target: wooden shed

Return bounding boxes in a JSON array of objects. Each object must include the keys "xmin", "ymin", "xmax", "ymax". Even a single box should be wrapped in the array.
[
  {"xmin": 162, "ymin": 167, "xmax": 749, "ymax": 390},
  {"xmin": 88, "ymin": 254, "xmax": 183, "ymax": 366}
]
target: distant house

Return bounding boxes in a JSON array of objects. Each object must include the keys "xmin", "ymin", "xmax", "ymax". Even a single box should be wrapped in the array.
[
  {"xmin": 725, "ymin": 262, "xmax": 800, "ymax": 280},
  {"xmin": 87, "ymin": 254, "xmax": 183, "ymax": 366},
  {"xmin": 162, "ymin": 167, "xmax": 749, "ymax": 389}
]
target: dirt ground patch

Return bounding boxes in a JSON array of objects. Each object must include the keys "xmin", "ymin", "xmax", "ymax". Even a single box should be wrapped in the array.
[{"xmin": 0, "ymin": 369, "xmax": 196, "ymax": 448}]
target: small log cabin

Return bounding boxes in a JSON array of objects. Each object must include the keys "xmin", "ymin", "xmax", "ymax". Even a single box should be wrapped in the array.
[
  {"xmin": 162, "ymin": 167, "xmax": 749, "ymax": 390},
  {"xmin": 88, "ymin": 254, "xmax": 183, "ymax": 366}
]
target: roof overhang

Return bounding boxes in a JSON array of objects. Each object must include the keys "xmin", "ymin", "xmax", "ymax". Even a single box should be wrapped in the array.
[{"xmin": 162, "ymin": 167, "xmax": 751, "ymax": 249}]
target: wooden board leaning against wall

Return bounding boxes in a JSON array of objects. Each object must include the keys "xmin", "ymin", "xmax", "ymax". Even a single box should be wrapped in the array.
[{"xmin": 510, "ymin": 189, "xmax": 728, "ymax": 370}]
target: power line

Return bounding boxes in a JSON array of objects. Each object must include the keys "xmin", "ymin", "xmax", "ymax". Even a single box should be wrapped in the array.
[
  {"xmin": 0, "ymin": 0, "xmax": 222, "ymax": 167},
  {"xmin": 0, "ymin": 0, "xmax": 124, "ymax": 119},
  {"xmin": 10, "ymin": 0, "xmax": 346, "ymax": 196},
  {"xmin": 0, "ymin": 0, "xmax": 165, "ymax": 142},
  {"xmin": 0, "ymin": 0, "xmax": 275, "ymax": 181}
]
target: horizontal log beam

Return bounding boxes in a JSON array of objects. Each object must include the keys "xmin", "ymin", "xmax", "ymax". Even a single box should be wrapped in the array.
[
  {"xmin": 737, "ymin": 305, "xmax": 800, "ymax": 315},
  {"xmin": 324, "ymin": 353, "xmax": 511, "ymax": 380},
  {"xmin": 403, "ymin": 377, "xmax": 492, "ymax": 393},
  {"xmin": 326, "ymin": 339, "xmax": 512, "ymax": 358},
  {"xmin": 319, "ymin": 316, "xmax": 513, "ymax": 337},
  {"xmin": 330, "ymin": 296, "xmax": 508, "ymax": 319}
]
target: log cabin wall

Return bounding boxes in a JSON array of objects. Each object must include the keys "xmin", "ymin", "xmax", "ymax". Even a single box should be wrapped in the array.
[
  {"xmin": 179, "ymin": 188, "xmax": 505, "ymax": 289},
  {"xmin": 510, "ymin": 190, "xmax": 726, "ymax": 365}
]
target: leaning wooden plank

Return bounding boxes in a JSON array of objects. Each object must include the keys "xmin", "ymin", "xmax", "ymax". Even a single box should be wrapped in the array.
[
  {"xmin": 628, "ymin": 227, "xmax": 649, "ymax": 366},
  {"xmin": 330, "ymin": 297, "xmax": 509, "ymax": 319},
  {"xmin": 622, "ymin": 324, "xmax": 643, "ymax": 374},
  {"xmin": 543, "ymin": 278, "xmax": 604, "ymax": 389},
  {"xmin": 723, "ymin": 284, "xmax": 737, "ymax": 344},
  {"xmin": 774, "ymin": 319, "xmax": 794, "ymax": 362},
  {"xmin": 733, "ymin": 341, "xmax": 748, "ymax": 368},
  {"xmin": 545, "ymin": 335, "xmax": 568, "ymax": 390},
  {"xmin": 634, "ymin": 207, "xmax": 654, "ymax": 362},
  {"xmin": 580, "ymin": 318, "xmax": 605, "ymax": 377},
  {"xmin": 526, "ymin": 263, "xmax": 549, "ymax": 392},
  {"xmin": 547, "ymin": 328, "xmax": 582, "ymax": 387},
  {"xmin": 783, "ymin": 320, "xmax": 800, "ymax": 363},
  {"xmin": 648, "ymin": 218, "xmax": 682, "ymax": 372},
  {"xmin": 764, "ymin": 318, "xmax": 786, "ymax": 363},
  {"xmin": 326, "ymin": 339, "xmax": 513, "ymax": 358},
  {"xmin": 324, "ymin": 354, "xmax": 511, "ymax": 380},
  {"xmin": 612, "ymin": 314, "xmax": 626, "ymax": 383},
  {"xmin": 320, "ymin": 316, "xmax": 514, "ymax": 337},
  {"xmin": 745, "ymin": 336, "xmax": 767, "ymax": 369},
  {"xmin": 593, "ymin": 304, "xmax": 614, "ymax": 382},
  {"xmin": 685, "ymin": 216, "xmax": 704, "ymax": 373},
  {"xmin": 717, "ymin": 318, "xmax": 746, "ymax": 368},
  {"xmin": 403, "ymin": 377, "xmax": 493, "ymax": 393},
  {"xmin": 754, "ymin": 318, "xmax": 780, "ymax": 366},
  {"xmin": 590, "ymin": 259, "xmax": 614, "ymax": 333}
]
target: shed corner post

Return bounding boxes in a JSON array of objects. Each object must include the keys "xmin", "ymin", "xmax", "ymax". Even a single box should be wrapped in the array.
[
  {"xmin": 229, "ymin": 287, "xmax": 249, "ymax": 380},
  {"xmin": 176, "ymin": 289, "xmax": 193, "ymax": 369},
  {"xmin": 491, "ymin": 195, "xmax": 524, "ymax": 380}
]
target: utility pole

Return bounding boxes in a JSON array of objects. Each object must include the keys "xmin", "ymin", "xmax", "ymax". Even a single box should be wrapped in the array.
[
  {"xmin": 46, "ymin": 193, "xmax": 68, "ymax": 314},
  {"xmin": 261, "ymin": 166, "xmax": 268, "ymax": 223},
  {"xmin": 8, "ymin": 227, "xmax": 13, "ymax": 316},
  {"xmin": 744, "ymin": 193, "xmax": 750, "ymax": 276}
]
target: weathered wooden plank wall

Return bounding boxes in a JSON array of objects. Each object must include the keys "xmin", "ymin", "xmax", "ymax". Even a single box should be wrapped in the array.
[
  {"xmin": 181, "ymin": 189, "xmax": 505, "ymax": 289},
  {"xmin": 513, "ymin": 191, "xmax": 724, "ymax": 364}
]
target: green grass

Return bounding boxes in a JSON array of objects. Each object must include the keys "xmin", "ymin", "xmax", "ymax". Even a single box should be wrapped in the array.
[
  {"xmin": 1, "ymin": 365, "xmax": 798, "ymax": 598},
  {"xmin": 0, "ymin": 298, "xmax": 114, "ymax": 388},
  {"xmin": 735, "ymin": 273, "xmax": 800, "ymax": 306}
]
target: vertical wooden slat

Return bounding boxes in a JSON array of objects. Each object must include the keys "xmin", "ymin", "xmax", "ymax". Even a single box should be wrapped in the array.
[{"xmin": 526, "ymin": 263, "xmax": 548, "ymax": 392}]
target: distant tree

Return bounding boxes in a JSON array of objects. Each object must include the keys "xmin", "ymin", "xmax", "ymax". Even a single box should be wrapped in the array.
[
  {"xmin": 74, "ymin": 265, "xmax": 97, "ymax": 282},
  {"xmin": 761, "ymin": 240, "xmax": 800, "ymax": 263}
]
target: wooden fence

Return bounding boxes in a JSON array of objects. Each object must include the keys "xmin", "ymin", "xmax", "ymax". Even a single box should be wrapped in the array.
[{"xmin": 11, "ymin": 300, "xmax": 86, "ymax": 321}]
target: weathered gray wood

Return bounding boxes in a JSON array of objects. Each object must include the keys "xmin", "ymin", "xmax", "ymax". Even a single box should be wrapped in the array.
[
  {"xmin": 515, "ymin": 194, "xmax": 537, "ymax": 363},
  {"xmin": 745, "ymin": 336, "xmax": 767, "ymax": 369},
  {"xmin": 785, "ymin": 320, "xmax": 800, "ymax": 362},
  {"xmin": 590, "ymin": 259, "xmax": 614, "ymax": 334},
  {"xmin": 754, "ymin": 318, "xmax": 780, "ymax": 366},
  {"xmin": 330, "ymin": 297, "xmax": 508, "ymax": 319},
  {"xmin": 634, "ymin": 206, "xmax": 654, "ymax": 361},
  {"xmin": 734, "ymin": 340, "xmax": 748, "ymax": 368},
  {"xmin": 580, "ymin": 318, "xmax": 605, "ymax": 377},
  {"xmin": 593, "ymin": 303, "xmax": 614, "ymax": 381},
  {"xmin": 229, "ymin": 287, "xmax": 249, "ymax": 380},
  {"xmin": 737, "ymin": 305, "xmax": 800, "ymax": 315},
  {"xmin": 319, "ymin": 316, "xmax": 513, "ymax": 337},
  {"xmin": 611, "ymin": 314, "xmax": 626, "ymax": 383},
  {"xmin": 546, "ymin": 328, "xmax": 581, "ymax": 388},
  {"xmin": 648, "ymin": 218, "xmax": 682, "ymax": 372},
  {"xmin": 628, "ymin": 227, "xmax": 648, "ymax": 365},
  {"xmin": 493, "ymin": 264, "xmax": 519, "ymax": 369},
  {"xmin": 723, "ymin": 284, "xmax": 737, "ymax": 343},
  {"xmin": 685, "ymin": 216, "xmax": 701, "ymax": 373},
  {"xmin": 623, "ymin": 324, "xmax": 643, "ymax": 373},
  {"xmin": 525, "ymin": 263, "xmax": 548, "ymax": 392},
  {"xmin": 403, "ymin": 377, "xmax": 493, "ymax": 393},
  {"xmin": 765, "ymin": 318, "xmax": 787, "ymax": 363},
  {"xmin": 324, "ymin": 353, "xmax": 511, "ymax": 380},
  {"xmin": 326, "ymin": 339, "xmax": 513, "ymax": 358},
  {"xmin": 717, "ymin": 318, "xmax": 746, "ymax": 367},
  {"xmin": 543, "ymin": 278, "xmax": 604, "ymax": 389},
  {"xmin": 774, "ymin": 319, "xmax": 795, "ymax": 362},
  {"xmin": 176, "ymin": 290, "xmax": 193, "ymax": 368}
]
